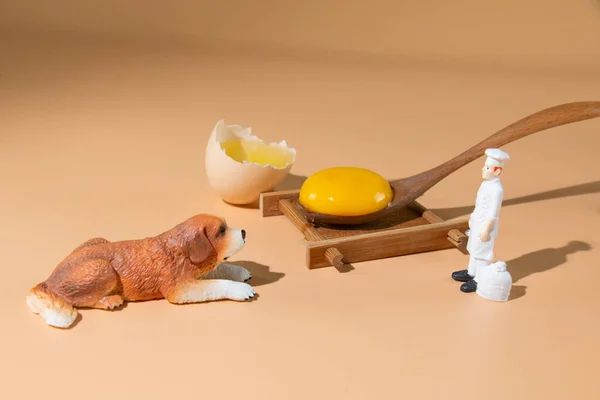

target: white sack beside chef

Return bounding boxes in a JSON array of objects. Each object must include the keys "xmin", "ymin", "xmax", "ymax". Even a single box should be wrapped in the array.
[
  {"xmin": 476, "ymin": 261, "xmax": 512, "ymax": 302},
  {"xmin": 451, "ymin": 148, "xmax": 510, "ymax": 293}
]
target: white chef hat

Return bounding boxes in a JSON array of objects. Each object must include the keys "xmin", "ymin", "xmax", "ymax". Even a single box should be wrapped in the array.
[{"xmin": 484, "ymin": 148, "xmax": 510, "ymax": 167}]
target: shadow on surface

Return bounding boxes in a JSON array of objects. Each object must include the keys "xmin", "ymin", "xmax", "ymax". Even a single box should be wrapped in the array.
[
  {"xmin": 431, "ymin": 180, "xmax": 600, "ymax": 220},
  {"xmin": 508, "ymin": 285, "xmax": 527, "ymax": 301},
  {"xmin": 336, "ymin": 263, "xmax": 355, "ymax": 273},
  {"xmin": 225, "ymin": 199, "xmax": 260, "ymax": 209},
  {"xmin": 222, "ymin": 173, "xmax": 308, "ymax": 210},
  {"xmin": 507, "ymin": 240, "xmax": 592, "ymax": 283},
  {"xmin": 275, "ymin": 173, "xmax": 308, "ymax": 191},
  {"xmin": 230, "ymin": 260, "xmax": 285, "ymax": 287}
]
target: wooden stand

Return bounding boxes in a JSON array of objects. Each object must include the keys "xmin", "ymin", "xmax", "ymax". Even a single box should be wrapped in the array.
[{"xmin": 260, "ymin": 190, "xmax": 470, "ymax": 269}]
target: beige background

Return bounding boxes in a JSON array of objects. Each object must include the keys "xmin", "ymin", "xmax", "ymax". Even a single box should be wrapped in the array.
[{"xmin": 1, "ymin": 1, "xmax": 600, "ymax": 399}]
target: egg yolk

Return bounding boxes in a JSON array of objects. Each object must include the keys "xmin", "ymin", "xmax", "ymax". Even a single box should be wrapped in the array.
[
  {"xmin": 220, "ymin": 138, "xmax": 294, "ymax": 168},
  {"xmin": 299, "ymin": 167, "xmax": 393, "ymax": 217}
]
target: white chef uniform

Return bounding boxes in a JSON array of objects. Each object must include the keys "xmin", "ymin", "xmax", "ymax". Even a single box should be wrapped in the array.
[{"xmin": 466, "ymin": 148, "xmax": 509, "ymax": 282}]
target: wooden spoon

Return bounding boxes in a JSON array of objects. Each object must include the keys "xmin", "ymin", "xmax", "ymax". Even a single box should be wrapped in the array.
[{"xmin": 299, "ymin": 101, "xmax": 600, "ymax": 226}]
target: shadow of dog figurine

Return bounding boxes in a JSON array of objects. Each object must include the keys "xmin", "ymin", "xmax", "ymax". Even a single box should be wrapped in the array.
[
  {"xmin": 27, "ymin": 214, "xmax": 256, "ymax": 329},
  {"xmin": 221, "ymin": 260, "xmax": 286, "ymax": 286}
]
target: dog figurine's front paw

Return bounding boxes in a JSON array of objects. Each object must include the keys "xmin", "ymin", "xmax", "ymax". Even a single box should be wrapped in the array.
[
  {"xmin": 204, "ymin": 263, "xmax": 252, "ymax": 282},
  {"xmin": 224, "ymin": 263, "xmax": 251, "ymax": 282},
  {"xmin": 239, "ymin": 267, "xmax": 252, "ymax": 282},
  {"xmin": 226, "ymin": 281, "xmax": 256, "ymax": 301}
]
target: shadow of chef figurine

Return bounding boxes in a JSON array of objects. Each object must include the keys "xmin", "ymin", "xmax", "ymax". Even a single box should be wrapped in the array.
[{"xmin": 451, "ymin": 148, "xmax": 510, "ymax": 293}]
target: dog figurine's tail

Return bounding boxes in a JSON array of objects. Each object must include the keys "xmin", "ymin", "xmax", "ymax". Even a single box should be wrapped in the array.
[{"xmin": 27, "ymin": 283, "xmax": 78, "ymax": 328}]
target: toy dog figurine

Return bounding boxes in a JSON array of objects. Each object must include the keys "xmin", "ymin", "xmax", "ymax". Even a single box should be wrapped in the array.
[{"xmin": 27, "ymin": 214, "xmax": 255, "ymax": 329}]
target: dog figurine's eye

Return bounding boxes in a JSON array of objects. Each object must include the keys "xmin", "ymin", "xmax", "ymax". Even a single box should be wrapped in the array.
[{"xmin": 217, "ymin": 225, "xmax": 226, "ymax": 236}]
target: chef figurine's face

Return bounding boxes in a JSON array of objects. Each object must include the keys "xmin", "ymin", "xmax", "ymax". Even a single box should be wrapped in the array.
[{"xmin": 481, "ymin": 163, "xmax": 502, "ymax": 180}]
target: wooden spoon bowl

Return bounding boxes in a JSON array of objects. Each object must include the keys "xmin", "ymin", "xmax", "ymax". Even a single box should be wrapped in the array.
[{"xmin": 300, "ymin": 101, "xmax": 600, "ymax": 226}]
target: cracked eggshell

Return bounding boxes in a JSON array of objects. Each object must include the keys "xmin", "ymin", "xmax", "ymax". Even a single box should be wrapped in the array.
[{"xmin": 204, "ymin": 120, "xmax": 296, "ymax": 205}]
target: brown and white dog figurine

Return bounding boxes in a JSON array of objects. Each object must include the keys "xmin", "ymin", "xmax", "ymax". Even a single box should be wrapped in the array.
[{"xmin": 27, "ymin": 214, "xmax": 255, "ymax": 328}]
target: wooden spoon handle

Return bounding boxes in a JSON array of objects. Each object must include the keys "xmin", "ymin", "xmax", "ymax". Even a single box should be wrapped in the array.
[{"xmin": 416, "ymin": 101, "xmax": 600, "ymax": 187}]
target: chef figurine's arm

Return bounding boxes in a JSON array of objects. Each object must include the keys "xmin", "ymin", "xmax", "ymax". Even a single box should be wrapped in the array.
[
  {"xmin": 479, "ymin": 188, "xmax": 504, "ymax": 242},
  {"xmin": 479, "ymin": 219, "xmax": 495, "ymax": 242}
]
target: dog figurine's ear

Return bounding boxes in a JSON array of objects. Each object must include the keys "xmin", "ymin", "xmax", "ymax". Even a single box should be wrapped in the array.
[{"xmin": 187, "ymin": 228, "xmax": 216, "ymax": 265}]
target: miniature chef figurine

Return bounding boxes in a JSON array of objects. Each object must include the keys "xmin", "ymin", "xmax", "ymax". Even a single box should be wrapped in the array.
[
  {"xmin": 476, "ymin": 261, "xmax": 512, "ymax": 302},
  {"xmin": 452, "ymin": 148, "xmax": 510, "ymax": 292}
]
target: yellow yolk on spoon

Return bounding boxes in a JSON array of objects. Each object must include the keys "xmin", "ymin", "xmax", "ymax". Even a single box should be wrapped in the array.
[{"xmin": 299, "ymin": 167, "xmax": 393, "ymax": 217}]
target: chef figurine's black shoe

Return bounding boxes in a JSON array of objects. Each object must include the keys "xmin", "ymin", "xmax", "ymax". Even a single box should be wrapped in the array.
[
  {"xmin": 451, "ymin": 269, "xmax": 474, "ymax": 282},
  {"xmin": 460, "ymin": 279, "xmax": 477, "ymax": 293}
]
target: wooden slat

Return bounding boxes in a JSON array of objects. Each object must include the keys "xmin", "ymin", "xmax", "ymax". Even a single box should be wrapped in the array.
[
  {"xmin": 277, "ymin": 199, "xmax": 322, "ymax": 242},
  {"xmin": 278, "ymin": 199, "xmax": 345, "ymax": 269},
  {"xmin": 307, "ymin": 219, "xmax": 469, "ymax": 269},
  {"xmin": 259, "ymin": 190, "xmax": 300, "ymax": 217},
  {"xmin": 410, "ymin": 200, "xmax": 445, "ymax": 223},
  {"xmin": 447, "ymin": 228, "xmax": 469, "ymax": 254},
  {"xmin": 259, "ymin": 189, "xmax": 470, "ymax": 269}
]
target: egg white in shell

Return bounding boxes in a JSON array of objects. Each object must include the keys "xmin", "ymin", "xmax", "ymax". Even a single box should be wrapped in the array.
[{"xmin": 205, "ymin": 120, "xmax": 296, "ymax": 205}]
